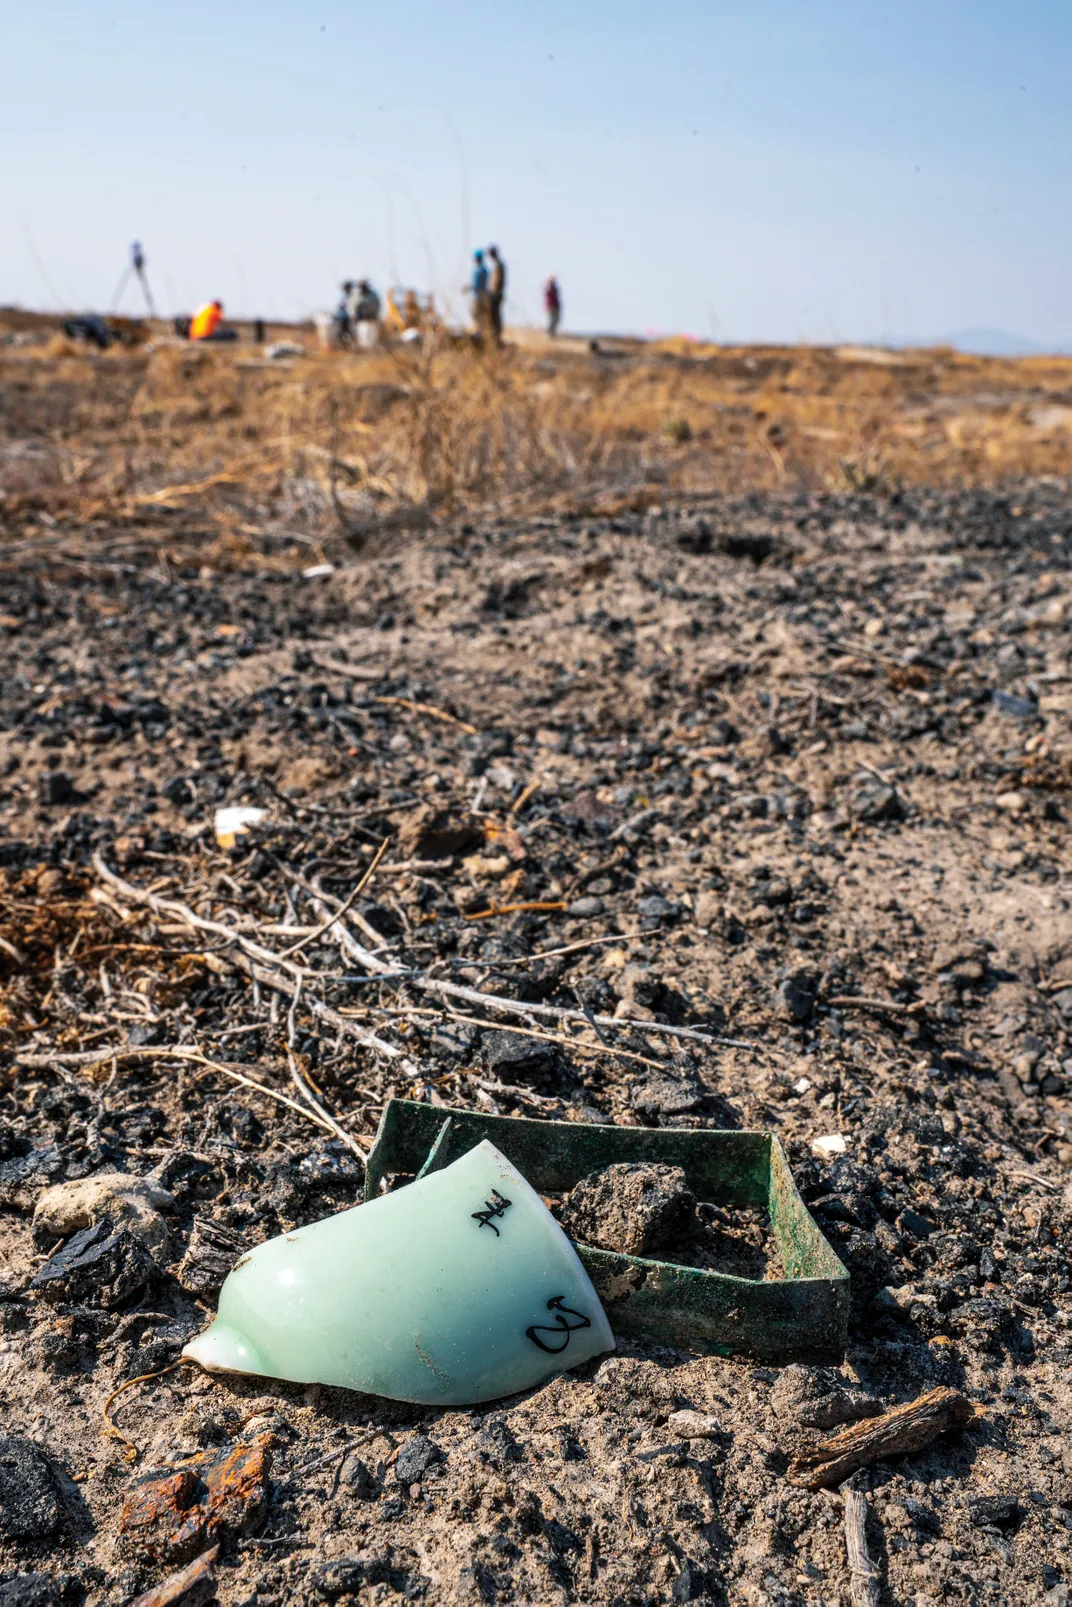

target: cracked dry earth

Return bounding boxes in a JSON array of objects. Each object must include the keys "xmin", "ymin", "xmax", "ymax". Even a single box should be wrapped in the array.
[{"xmin": 1, "ymin": 480, "xmax": 1071, "ymax": 1607}]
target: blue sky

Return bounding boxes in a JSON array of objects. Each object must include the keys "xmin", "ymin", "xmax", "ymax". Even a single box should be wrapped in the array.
[{"xmin": 2, "ymin": 0, "xmax": 1070, "ymax": 342}]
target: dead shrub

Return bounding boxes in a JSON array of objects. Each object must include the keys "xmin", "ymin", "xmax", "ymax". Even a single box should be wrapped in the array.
[{"xmin": 4, "ymin": 338, "xmax": 1072, "ymax": 549}]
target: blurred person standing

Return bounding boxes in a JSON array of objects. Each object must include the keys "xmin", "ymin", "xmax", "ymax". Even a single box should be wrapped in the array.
[
  {"xmin": 335, "ymin": 281, "xmax": 355, "ymax": 344},
  {"xmin": 487, "ymin": 245, "xmax": 506, "ymax": 345},
  {"xmin": 544, "ymin": 276, "xmax": 562, "ymax": 336},
  {"xmin": 350, "ymin": 279, "xmax": 381, "ymax": 323},
  {"xmin": 469, "ymin": 249, "xmax": 489, "ymax": 334}
]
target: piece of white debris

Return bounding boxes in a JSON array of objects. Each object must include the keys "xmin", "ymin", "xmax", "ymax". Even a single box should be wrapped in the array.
[
  {"xmin": 812, "ymin": 1133, "xmax": 848, "ymax": 1158},
  {"xmin": 214, "ymin": 806, "xmax": 268, "ymax": 850},
  {"xmin": 302, "ymin": 563, "xmax": 335, "ymax": 580},
  {"xmin": 667, "ymin": 1410, "xmax": 721, "ymax": 1439},
  {"xmin": 793, "ymin": 1076, "xmax": 813, "ymax": 1095}
]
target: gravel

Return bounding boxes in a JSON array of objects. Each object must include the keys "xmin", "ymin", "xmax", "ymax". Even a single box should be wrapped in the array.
[
  {"xmin": 1, "ymin": 479, "xmax": 1070, "ymax": 1604},
  {"xmin": 557, "ymin": 1162, "xmax": 697, "ymax": 1256}
]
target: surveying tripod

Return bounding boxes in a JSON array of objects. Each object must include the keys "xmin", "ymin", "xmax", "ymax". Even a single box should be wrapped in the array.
[{"xmin": 110, "ymin": 240, "xmax": 158, "ymax": 319}]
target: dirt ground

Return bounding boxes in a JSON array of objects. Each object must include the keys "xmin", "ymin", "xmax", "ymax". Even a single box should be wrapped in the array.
[{"xmin": 1, "ymin": 475, "xmax": 1071, "ymax": 1606}]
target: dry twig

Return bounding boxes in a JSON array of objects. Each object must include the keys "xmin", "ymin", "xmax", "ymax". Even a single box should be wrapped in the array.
[
  {"xmin": 465, "ymin": 900, "xmax": 567, "ymax": 921},
  {"xmin": 286, "ymin": 972, "xmax": 370, "ymax": 1158},
  {"xmin": 276, "ymin": 863, "xmax": 393, "ymax": 951},
  {"xmin": 280, "ymin": 836, "xmax": 389, "ymax": 958},
  {"xmin": 129, "ymin": 1545, "xmax": 220, "ymax": 1607},
  {"xmin": 237, "ymin": 863, "xmax": 754, "ymax": 1049},
  {"xmin": 102, "ymin": 1358, "xmax": 190, "ymax": 1463},
  {"xmin": 16, "ymin": 1043, "xmax": 343, "ymax": 1139},
  {"xmin": 368, "ymin": 695, "xmax": 476, "ymax": 735},
  {"xmin": 340, "ymin": 1002, "xmax": 668, "ymax": 1072},
  {"xmin": 843, "ymin": 1487, "xmax": 880, "ymax": 1607},
  {"xmin": 509, "ymin": 781, "xmax": 540, "ymax": 817},
  {"xmin": 825, "ymin": 995, "xmax": 925, "ymax": 1017},
  {"xmin": 288, "ymin": 1049, "xmax": 370, "ymax": 1158}
]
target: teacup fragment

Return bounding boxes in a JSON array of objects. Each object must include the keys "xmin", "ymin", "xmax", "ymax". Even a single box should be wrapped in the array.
[{"xmin": 183, "ymin": 1140, "xmax": 614, "ymax": 1405}]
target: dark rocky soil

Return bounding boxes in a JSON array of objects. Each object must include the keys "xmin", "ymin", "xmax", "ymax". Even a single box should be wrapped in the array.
[{"xmin": 1, "ymin": 480, "xmax": 1071, "ymax": 1605}]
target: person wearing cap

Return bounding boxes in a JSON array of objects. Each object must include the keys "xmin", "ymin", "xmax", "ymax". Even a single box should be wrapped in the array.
[{"xmin": 190, "ymin": 299, "xmax": 224, "ymax": 341}]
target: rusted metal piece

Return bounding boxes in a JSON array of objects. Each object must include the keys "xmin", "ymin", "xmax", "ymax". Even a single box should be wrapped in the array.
[
  {"xmin": 119, "ymin": 1437, "xmax": 271, "ymax": 1564},
  {"xmin": 364, "ymin": 1100, "xmax": 849, "ymax": 1365},
  {"xmin": 129, "ymin": 1543, "xmax": 220, "ymax": 1607},
  {"xmin": 787, "ymin": 1387, "xmax": 977, "ymax": 1489}
]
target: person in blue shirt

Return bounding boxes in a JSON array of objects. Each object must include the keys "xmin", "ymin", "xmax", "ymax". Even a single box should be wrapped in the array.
[{"xmin": 469, "ymin": 249, "xmax": 490, "ymax": 335}]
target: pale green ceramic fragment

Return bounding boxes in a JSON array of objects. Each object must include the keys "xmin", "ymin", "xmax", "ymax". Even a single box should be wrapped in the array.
[{"xmin": 182, "ymin": 1139, "xmax": 614, "ymax": 1405}]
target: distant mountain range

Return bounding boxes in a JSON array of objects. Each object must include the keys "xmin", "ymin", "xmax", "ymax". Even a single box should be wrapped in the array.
[{"xmin": 880, "ymin": 327, "xmax": 1072, "ymax": 358}]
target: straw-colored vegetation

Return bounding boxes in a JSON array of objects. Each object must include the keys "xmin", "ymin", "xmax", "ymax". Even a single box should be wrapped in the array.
[{"xmin": 2, "ymin": 328, "xmax": 1071, "ymax": 563}]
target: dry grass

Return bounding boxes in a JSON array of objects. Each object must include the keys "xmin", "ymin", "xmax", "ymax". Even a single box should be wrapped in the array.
[{"xmin": 2, "ymin": 330, "xmax": 1072, "ymax": 563}]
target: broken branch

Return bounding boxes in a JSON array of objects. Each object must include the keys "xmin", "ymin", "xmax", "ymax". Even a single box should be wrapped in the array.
[{"xmin": 280, "ymin": 836, "xmax": 389, "ymax": 958}]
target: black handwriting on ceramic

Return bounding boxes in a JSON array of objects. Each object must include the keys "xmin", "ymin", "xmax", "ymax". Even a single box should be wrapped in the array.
[
  {"xmin": 526, "ymin": 1296, "xmax": 592, "ymax": 1354},
  {"xmin": 472, "ymin": 1189, "xmax": 513, "ymax": 1236}
]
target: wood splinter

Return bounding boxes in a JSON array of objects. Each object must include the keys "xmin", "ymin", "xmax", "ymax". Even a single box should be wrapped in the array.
[
  {"xmin": 843, "ymin": 1486, "xmax": 880, "ymax": 1607},
  {"xmin": 129, "ymin": 1544, "xmax": 220, "ymax": 1607},
  {"xmin": 787, "ymin": 1386, "xmax": 977, "ymax": 1490}
]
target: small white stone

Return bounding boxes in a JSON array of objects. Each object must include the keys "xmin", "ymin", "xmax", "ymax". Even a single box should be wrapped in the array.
[
  {"xmin": 812, "ymin": 1133, "xmax": 848, "ymax": 1159},
  {"xmin": 668, "ymin": 1409, "xmax": 721, "ymax": 1439},
  {"xmin": 34, "ymin": 1173, "xmax": 176, "ymax": 1259}
]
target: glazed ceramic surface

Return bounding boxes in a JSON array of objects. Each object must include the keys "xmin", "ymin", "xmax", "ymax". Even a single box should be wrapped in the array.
[{"xmin": 183, "ymin": 1139, "xmax": 614, "ymax": 1404}]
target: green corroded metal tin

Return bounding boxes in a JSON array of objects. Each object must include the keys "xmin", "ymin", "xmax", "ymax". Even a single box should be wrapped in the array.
[{"xmin": 365, "ymin": 1101, "xmax": 849, "ymax": 1365}]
